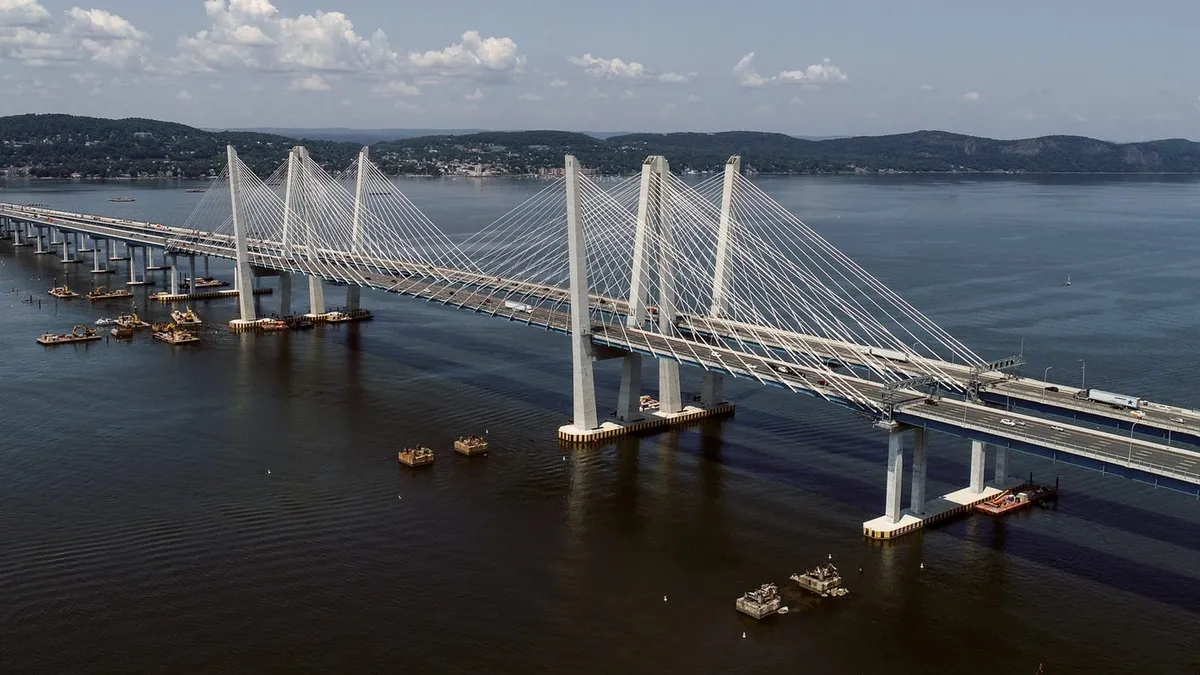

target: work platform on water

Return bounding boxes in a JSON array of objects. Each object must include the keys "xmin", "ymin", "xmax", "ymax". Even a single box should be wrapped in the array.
[
  {"xmin": 735, "ymin": 584, "xmax": 783, "ymax": 620},
  {"xmin": 454, "ymin": 435, "xmax": 489, "ymax": 456},
  {"xmin": 398, "ymin": 447, "xmax": 435, "ymax": 467},
  {"xmin": 151, "ymin": 287, "xmax": 273, "ymax": 302},
  {"xmin": 36, "ymin": 326, "xmax": 100, "ymax": 345},
  {"xmin": 791, "ymin": 562, "xmax": 849, "ymax": 598}
]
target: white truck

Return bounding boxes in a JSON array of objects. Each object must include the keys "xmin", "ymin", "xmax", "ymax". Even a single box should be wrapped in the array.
[
  {"xmin": 504, "ymin": 300, "xmax": 534, "ymax": 313},
  {"xmin": 1080, "ymin": 388, "xmax": 1142, "ymax": 410},
  {"xmin": 866, "ymin": 346, "xmax": 910, "ymax": 363}
]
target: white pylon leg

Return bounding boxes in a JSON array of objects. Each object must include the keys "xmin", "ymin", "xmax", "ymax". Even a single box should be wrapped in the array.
[
  {"xmin": 351, "ymin": 146, "xmax": 368, "ymax": 255},
  {"xmin": 702, "ymin": 155, "xmax": 741, "ymax": 408},
  {"xmin": 616, "ymin": 353, "xmax": 643, "ymax": 422},
  {"xmin": 565, "ymin": 154, "xmax": 597, "ymax": 431},
  {"xmin": 617, "ymin": 158, "xmax": 657, "ymax": 422},
  {"xmin": 654, "ymin": 156, "xmax": 682, "ymax": 414},
  {"xmin": 188, "ymin": 256, "xmax": 197, "ymax": 297},
  {"xmin": 128, "ymin": 245, "xmax": 138, "ymax": 284},
  {"xmin": 994, "ymin": 446, "xmax": 1008, "ymax": 484},
  {"xmin": 227, "ymin": 145, "xmax": 257, "ymax": 322},
  {"xmin": 346, "ymin": 285, "xmax": 361, "ymax": 312},
  {"xmin": 281, "ymin": 147, "xmax": 297, "ymax": 254},
  {"xmin": 308, "ymin": 277, "xmax": 325, "ymax": 316},
  {"xmin": 970, "ymin": 440, "xmax": 986, "ymax": 493}
]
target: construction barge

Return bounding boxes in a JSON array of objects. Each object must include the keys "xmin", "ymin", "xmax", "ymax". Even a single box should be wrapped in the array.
[
  {"xmin": 454, "ymin": 435, "xmax": 489, "ymax": 456},
  {"xmin": 114, "ymin": 313, "xmax": 151, "ymax": 330},
  {"xmin": 790, "ymin": 562, "xmax": 849, "ymax": 598},
  {"xmin": 170, "ymin": 307, "xmax": 202, "ymax": 326},
  {"xmin": 976, "ymin": 478, "xmax": 1059, "ymax": 517},
  {"xmin": 47, "ymin": 285, "xmax": 78, "ymax": 299},
  {"xmin": 183, "ymin": 277, "xmax": 229, "ymax": 290},
  {"xmin": 87, "ymin": 286, "xmax": 134, "ymax": 301},
  {"xmin": 398, "ymin": 446, "xmax": 435, "ymax": 467},
  {"xmin": 735, "ymin": 583, "xmax": 784, "ymax": 620},
  {"xmin": 318, "ymin": 309, "xmax": 374, "ymax": 324},
  {"xmin": 152, "ymin": 323, "xmax": 200, "ymax": 345},
  {"xmin": 37, "ymin": 325, "xmax": 102, "ymax": 345}
]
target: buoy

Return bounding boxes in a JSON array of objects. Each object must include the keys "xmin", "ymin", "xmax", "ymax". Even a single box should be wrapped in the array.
[
  {"xmin": 919, "ymin": 562, "xmax": 924, "ymax": 570},
  {"xmin": 663, "ymin": 595, "xmax": 667, "ymax": 602},
  {"xmin": 266, "ymin": 469, "xmax": 271, "ymax": 474},
  {"xmin": 742, "ymin": 632, "xmax": 747, "ymax": 639}
]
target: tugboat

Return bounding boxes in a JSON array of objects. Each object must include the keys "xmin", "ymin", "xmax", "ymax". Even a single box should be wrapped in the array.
[
  {"xmin": 790, "ymin": 562, "xmax": 849, "ymax": 598},
  {"xmin": 170, "ymin": 307, "xmax": 202, "ymax": 326},
  {"xmin": 114, "ymin": 312, "xmax": 151, "ymax": 330},
  {"xmin": 48, "ymin": 284, "xmax": 78, "ymax": 299},
  {"xmin": 37, "ymin": 325, "xmax": 102, "ymax": 345},
  {"xmin": 398, "ymin": 446, "xmax": 435, "ymax": 467},
  {"xmin": 152, "ymin": 322, "xmax": 199, "ymax": 345},
  {"xmin": 735, "ymin": 583, "xmax": 783, "ymax": 619},
  {"xmin": 87, "ymin": 286, "xmax": 134, "ymax": 301},
  {"xmin": 454, "ymin": 435, "xmax": 489, "ymax": 456}
]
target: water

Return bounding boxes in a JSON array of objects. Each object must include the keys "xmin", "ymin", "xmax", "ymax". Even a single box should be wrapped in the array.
[{"xmin": 1, "ymin": 175, "xmax": 1198, "ymax": 674}]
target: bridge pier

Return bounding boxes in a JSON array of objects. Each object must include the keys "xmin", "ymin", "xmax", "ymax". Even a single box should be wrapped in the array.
[
  {"xmin": 616, "ymin": 354, "xmax": 643, "ymax": 422},
  {"xmin": 91, "ymin": 239, "xmax": 112, "ymax": 274},
  {"xmin": 560, "ymin": 155, "xmax": 599, "ymax": 434},
  {"xmin": 77, "ymin": 234, "xmax": 94, "ymax": 253},
  {"xmin": 189, "ymin": 256, "xmax": 197, "ymax": 297},
  {"xmin": 279, "ymin": 272, "xmax": 292, "ymax": 316},
  {"xmin": 34, "ymin": 226, "xmax": 49, "ymax": 254},
  {"xmin": 305, "ymin": 277, "xmax": 325, "ymax": 317},
  {"xmin": 60, "ymin": 230, "xmax": 79, "ymax": 264},
  {"xmin": 168, "ymin": 255, "xmax": 180, "ymax": 295},
  {"xmin": 994, "ymin": 445, "xmax": 1009, "ymax": 484},
  {"xmin": 864, "ymin": 427, "xmax": 1024, "ymax": 540},
  {"xmin": 346, "ymin": 285, "xmax": 361, "ymax": 312}
]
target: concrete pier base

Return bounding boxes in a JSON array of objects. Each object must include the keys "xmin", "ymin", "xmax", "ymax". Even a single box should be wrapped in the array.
[
  {"xmin": 863, "ymin": 478, "xmax": 1024, "ymax": 540},
  {"xmin": 558, "ymin": 402, "xmax": 734, "ymax": 443},
  {"xmin": 151, "ymin": 288, "xmax": 273, "ymax": 302},
  {"xmin": 228, "ymin": 319, "xmax": 258, "ymax": 332}
]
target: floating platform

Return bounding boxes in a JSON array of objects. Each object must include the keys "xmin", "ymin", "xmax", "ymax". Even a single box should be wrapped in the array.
[
  {"xmin": 108, "ymin": 256, "xmax": 131, "ymax": 261},
  {"xmin": 975, "ymin": 480, "xmax": 1058, "ymax": 516},
  {"xmin": 454, "ymin": 436, "xmax": 489, "ymax": 456},
  {"xmin": 111, "ymin": 325, "xmax": 134, "ymax": 339},
  {"xmin": 558, "ymin": 402, "xmax": 735, "ymax": 443},
  {"xmin": 735, "ymin": 584, "xmax": 782, "ymax": 620},
  {"xmin": 125, "ymin": 280, "xmax": 155, "ymax": 286},
  {"xmin": 308, "ymin": 309, "xmax": 373, "ymax": 323},
  {"xmin": 59, "ymin": 258, "xmax": 82, "ymax": 264},
  {"xmin": 47, "ymin": 286, "xmax": 78, "ymax": 299},
  {"xmin": 228, "ymin": 317, "xmax": 287, "ymax": 332},
  {"xmin": 791, "ymin": 563, "xmax": 849, "ymax": 598},
  {"xmin": 151, "ymin": 288, "xmax": 272, "ymax": 302},
  {"xmin": 398, "ymin": 447, "xmax": 435, "ymax": 467},
  {"xmin": 170, "ymin": 308, "xmax": 202, "ymax": 326},
  {"xmin": 87, "ymin": 287, "xmax": 134, "ymax": 301},
  {"xmin": 36, "ymin": 326, "xmax": 101, "ymax": 345},
  {"xmin": 153, "ymin": 328, "xmax": 199, "ymax": 345},
  {"xmin": 114, "ymin": 314, "xmax": 151, "ymax": 330},
  {"xmin": 862, "ymin": 479, "xmax": 1024, "ymax": 540},
  {"xmin": 91, "ymin": 269, "xmax": 117, "ymax": 274}
]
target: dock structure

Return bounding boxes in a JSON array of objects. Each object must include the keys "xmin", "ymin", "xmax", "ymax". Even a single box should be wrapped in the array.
[
  {"xmin": 36, "ymin": 326, "xmax": 102, "ymax": 345},
  {"xmin": 398, "ymin": 447, "xmax": 435, "ymax": 467},
  {"xmin": 791, "ymin": 563, "xmax": 849, "ymax": 598},
  {"xmin": 151, "ymin": 287, "xmax": 272, "ymax": 303},
  {"xmin": 454, "ymin": 435, "xmax": 489, "ymax": 456}
]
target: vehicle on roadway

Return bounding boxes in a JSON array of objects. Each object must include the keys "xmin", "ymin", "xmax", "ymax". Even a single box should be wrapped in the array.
[
  {"xmin": 1171, "ymin": 417, "xmax": 1186, "ymax": 424},
  {"xmin": 1051, "ymin": 425, "xmax": 1065, "ymax": 432},
  {"xmin": 1077, "ymin": 388, "xmax": 1143, "ymax": 410},
  {"xmin": 1001, "ymin": 418, "xmax": 1017, "ymax": 427}
]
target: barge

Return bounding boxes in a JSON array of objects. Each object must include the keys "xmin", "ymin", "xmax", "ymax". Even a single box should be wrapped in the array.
[
  {"xmin": 975, "ymin": 480, "xmax": 1058, "ymax": 516},
  {"xmin": 183, "ymin": 277, "xmax": 229, "ymax": 289},
  {"xmin": 152, "ymin": 323, "xmax": 199, "ymax": 345},
  {"xmin": 321, "ymin": 309, "xmax": 374, "ymax": 324},
  {"xmin": 735, "ymin": 583, "xmax": 783, "ymax": 620},
  {"xmin": 398, "ymin": 446, "xmax": 435, "ymax": 467},
  {"xmin": 454, "ymin": 435, "xmax": 489, "ymax": 456},
  {"xmin": 87, "ymin": 286, "xmax": 134, "ymax": 301},
  {"xmin": 110, "ymin": 325, "xmax": 134, "ymax": 339},
  {"xmin": 790, "ymin": 562, "xmax": 849, "ymax": 598},
  {"xmin": 37, "ymin": 325, "xmax": 102, "ymax": 345},
  {"xmin": 48, "ymin": 285, "xmax": 78, "ymax": 299},
  {"xmin": 114, "ymin": 313, "xmax": 151, "ymax": 330}
]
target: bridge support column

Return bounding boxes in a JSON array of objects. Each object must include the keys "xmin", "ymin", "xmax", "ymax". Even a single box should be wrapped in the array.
[
  {"xmin": 910, "ymin": 427, "xmax": 928, "ymax": 515},
  {"xmin": 278, "ymin": 272, "xmax": 292, "ymax": 316},
  {"xmin": 562, "ymin": 154, "xmax": 598, "ymax": 434},
  {"xmin": 203, "ymin": 256, "xmax": 209, "ymax": 278},
  {"xmin": 188, "ymin": 256, "xmax": 197, "ymax": 296},
  {"xmin": 91, "ymin": 240, "xmax": 105, "ymax": 273},
  {"xmin": 168, "ymin": 255, "xmax": 179, "ymax": 295},
  {"xmin": 616, "ymin": 354, "xmax": 643, "ymax": 422},
  {"xmin": 146, "ymin": 247, "xmax": 156, "ymax": 269},
  {"xmin": 970, "ymin": 440, "xmax": 986, "ymax": 494},
  {"xmin": 307, "ymin": 277, "xmax": 325, "ymax": 316},
  {"xmin": 993, "ymin": 446, "xmax": 1008, "ymax": 485},
  {"xmin": 884, "ymin": 426, "xmax": 906, "ymax": 523},
  {"xmin": 34, "ymin": 227, "xmax": 48, "ymax": 254},
  {"xmin": 60, "ymin": 230, "xmax": 76, "ymax": 263},
  {"xmin": 652, "ymin": 156, "xmax": 682, "ymax": 414},
  {"xmin": 127, "ymin": 245, "xmax": 139, "ymax": 285},
  {"xmin": 346, "ymin": 285, "xmax": 361, "ymax": 312},
  {"xmin": 700, "ymin": 371, "xmax": 724, "ymax": 407},
  {"xmin": 227, "ymin": 145, "xmax": 257, "ymax": 324}
]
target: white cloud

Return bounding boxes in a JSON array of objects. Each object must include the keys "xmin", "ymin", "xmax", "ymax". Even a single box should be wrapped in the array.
[
  {"xmin": 394, "ymin": 100, "xmax": 419, "ymax": 113},
  {"xmin": 464, "ymin": 87, "xmax": 483, "ymax": 101},
  {"xmin": 176, "ymin": 89, "xmax": 192, "ymax": 101},
  {"xmin": 789, "ymin": 96, "xmax": 805, "ymax": 107},
  {"xmin": 568, "ymin": 53, "xmax": 694, "ymax": 84},
  {"xmin": 176, "ymin": 3, "xmax": 523, "ymax": 83},
  {"xmin": 0, "ymin": 3, "xmax": 151, "ymax": 70},
  {"xmin": 919, "ymin": 84, "xmax": 934, "ymax": 91},
  {"xmin": 289, "ymin": 73, "xmax": 330, "ymax": 91},
  {"xmin": 370, "ymin": 80, "xmax": 419, "ymax": 97},
  {"xmin": 686, "ymin": 93, "xmax": 700, "ymax": 103},
  {"xmin": 518, "ymin": 92, "xmax": 542, "ymax": 101},
  {"xmin": 620, "ymin": 89, "xmax": 635, "ymax": 99},
  {"xmin": 0, "ymin": 0, "xmax": 51, "ymax": 27},
  {"xmin": 961, "ymin": 91, "xmax": 981, "ymax": 102},
  {"xmin": 549, "ymin": 77, "xmax": 568, "ymax": 88},
  {"xmin": 733, "ymin": 53, "xmax": 847, "ymax": 87}
]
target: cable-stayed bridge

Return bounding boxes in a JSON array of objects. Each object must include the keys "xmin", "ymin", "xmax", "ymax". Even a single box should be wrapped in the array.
[{"xmin": 1, "ymin": 146, "xmax": 1196, "ymax": 538}]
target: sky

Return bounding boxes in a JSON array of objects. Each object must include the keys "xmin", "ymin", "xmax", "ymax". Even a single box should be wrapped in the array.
[{"xmin": 1, "ymin": 0, "xmax": 1198, "ymax": 140}]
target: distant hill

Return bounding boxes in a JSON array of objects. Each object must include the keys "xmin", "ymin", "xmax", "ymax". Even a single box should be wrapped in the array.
[
  {"xmin": 222, "ymin": 127, "xmax": 490, "ymax": 144},
  {"xmin": 2, "ymin": 114, "xmax": 1198, "ymax": 178}
]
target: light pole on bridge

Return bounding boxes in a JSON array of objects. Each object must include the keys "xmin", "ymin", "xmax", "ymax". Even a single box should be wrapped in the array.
[
  {"xmin": 1079, "ymin": 359, "xmax": 1086, "ymax": 390},
  {"xmin": 1043, "ymin": 366, "xmax": 1053, "ymax": 401}
]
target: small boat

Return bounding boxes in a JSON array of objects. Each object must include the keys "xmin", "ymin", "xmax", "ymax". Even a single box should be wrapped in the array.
[
  {"xmin": 95, "ymin": 317, "xmax": 117, "ymax": 326},
  {"xmin": 398, "ymin": 446, "xmax": 435, "ymax": 467},
  {"xmin": 254, "ymin": 318, "xmax": 287, "ymax": 331},
  {"xmin": 87, "ymin": 286, "xmax": 134, "ymax": 301},
  {"xmin": 1064, "ymin": 274, "xmax": 1071, "ymax": 287},
  {"xmin": 48, "ymin": 285, "xmax": 78, "ymax": 299},
  {"xmin": 171, "ymin": 307, "xmax": 202, "ymax": 326},
  {"xmin": 109, "ymin": 197, "xmax": 135, "ymax": 202},
  {"xmin": 152, "ymin": 323, "xmax": 199, "ymax": 345},
  {"xmin": 37, "ymin": 325, "xmax": 101, "ymax": 345},
  {"xmin": 185, "ymin": 188, "xmax": 205, "ymax": 193}
]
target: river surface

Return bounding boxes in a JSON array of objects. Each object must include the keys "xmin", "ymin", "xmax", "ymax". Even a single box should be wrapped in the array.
[{"xmin": 1, "ymin": 174, "xmax": 1198, "ymax": 674}]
